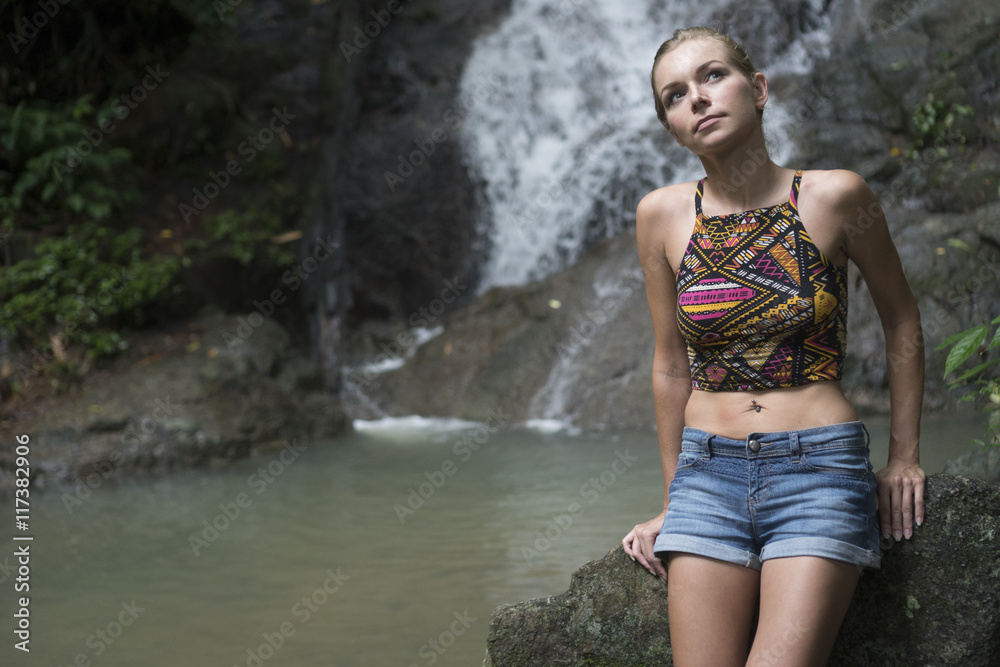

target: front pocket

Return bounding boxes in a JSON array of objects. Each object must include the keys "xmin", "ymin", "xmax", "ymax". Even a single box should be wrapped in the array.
[
  {"xmin": 675, "ymin": 449, "xmax": 701, "ymax": 471},
  {"xmin": 801, "ymin": 445, "xmax": 871, "ymax": 479}
]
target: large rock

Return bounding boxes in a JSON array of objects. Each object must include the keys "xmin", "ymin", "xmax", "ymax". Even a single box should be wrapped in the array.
[
  {"xmin": 339, "ymin": 0, "xmax": 513, "ymax": 323},
  {"xmin": 366, "ymin": 232, "xmax": 653, "ymax": 429},
  {"xmin": 483, "ymin": 474, "xmax": 1000, "ymax": 666},
  {"xmin": 0, "ymin": 312, "xmax": 350, "ymax": 494}
]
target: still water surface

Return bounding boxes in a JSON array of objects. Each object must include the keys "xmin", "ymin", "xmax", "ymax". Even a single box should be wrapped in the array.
[{"xmin": 0, "ymin": 412, "xmax": 989, "ymax": 666}]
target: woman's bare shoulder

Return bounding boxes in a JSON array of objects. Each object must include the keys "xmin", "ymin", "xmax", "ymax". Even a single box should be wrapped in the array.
[
  {"xmin": 801, "ymin": 168, "xmax": 874, "ymax": 208},
  {"xmin": 636, "ymin": 179, "xmax": 700, "ymax": 228}
]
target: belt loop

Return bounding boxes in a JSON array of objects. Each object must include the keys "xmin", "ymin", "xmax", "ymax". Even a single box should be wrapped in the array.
[
  {"xmin": 789, "ymin": 431, "xmax": 800, "ymax": 463},
  {"xmin": 702, "ymin": 432, "xmax": 712, "ymax": 461},
  {"xmin": 861, "ymin": 422, "xmax": 871, "ymax": 448}
]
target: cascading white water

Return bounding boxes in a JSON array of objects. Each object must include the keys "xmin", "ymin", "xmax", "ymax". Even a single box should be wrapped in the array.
[{"xmin": 457, "ymin": 0, "xmax": 832, "ymax": 292}]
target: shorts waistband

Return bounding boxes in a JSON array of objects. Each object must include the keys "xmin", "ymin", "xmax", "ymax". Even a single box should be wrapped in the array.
[{"xmin": 681, "ymin": 420, "xmax": 870, "ymax": 459}]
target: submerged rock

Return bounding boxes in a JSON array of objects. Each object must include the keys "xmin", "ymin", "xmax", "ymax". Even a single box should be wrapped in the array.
[{"xmin": 483, "ymin": 474, "xmax": 1000, "ymax": 666}]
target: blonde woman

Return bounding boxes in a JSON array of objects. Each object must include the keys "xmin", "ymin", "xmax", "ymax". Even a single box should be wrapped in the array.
[{"xmin": 622, "ymin": 26, "xmax": 925, "ymax": 666}]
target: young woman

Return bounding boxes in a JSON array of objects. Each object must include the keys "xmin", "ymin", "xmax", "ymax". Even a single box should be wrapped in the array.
[{"xmin": 621, "ymin": 27, "xmax": 926, "ymax": 666}]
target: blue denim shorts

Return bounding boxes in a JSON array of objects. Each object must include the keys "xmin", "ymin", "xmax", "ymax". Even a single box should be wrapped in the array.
[{"xmin": 654, "ymin": 420, "xmax": 881, "ymax": 571}]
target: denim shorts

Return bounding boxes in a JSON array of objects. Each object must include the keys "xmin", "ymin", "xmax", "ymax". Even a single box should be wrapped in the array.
[{"xmin": 654, "ymin": 420, "xmax": 881, "ymax": 571}]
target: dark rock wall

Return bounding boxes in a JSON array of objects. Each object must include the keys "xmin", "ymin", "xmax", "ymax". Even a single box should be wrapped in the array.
[{"xmin": 337, "ymin": 0, "xmax": 512, "ymax": 325}]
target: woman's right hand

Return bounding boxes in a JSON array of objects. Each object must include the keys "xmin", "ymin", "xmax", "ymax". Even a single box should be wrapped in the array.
[{"xmin": 623, "ymin": 510, "xmax": 668, "ymax": 581}]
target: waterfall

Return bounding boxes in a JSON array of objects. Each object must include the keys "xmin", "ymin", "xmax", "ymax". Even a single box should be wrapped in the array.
[{"xmin": 457, "ymin": 0, "xmax": 832, "ymax": 292}]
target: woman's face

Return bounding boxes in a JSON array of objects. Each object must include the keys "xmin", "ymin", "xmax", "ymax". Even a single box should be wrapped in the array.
[{"xmin": 652, "ymin": 38, "xmax": 766, "ymax": 152}]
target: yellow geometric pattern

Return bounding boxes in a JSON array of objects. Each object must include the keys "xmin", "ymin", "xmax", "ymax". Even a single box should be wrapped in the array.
[{"xmin": 674, "ymin": 170, "xmax": 849, "ymax": 391}]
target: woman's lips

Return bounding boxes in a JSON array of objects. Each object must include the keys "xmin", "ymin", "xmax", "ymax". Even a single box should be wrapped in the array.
[{"xmin": 695, "ymin": 115, "xmax": 722, "ymax": 132}]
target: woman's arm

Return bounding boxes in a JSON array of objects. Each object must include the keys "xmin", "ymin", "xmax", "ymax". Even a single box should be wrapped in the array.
[
  {"xmin": 622, "ymin": 186, "xmax": 693, "ymax": 580},
  {"xmin": 834, "ymin": 170, "xmax": 926, "ymax": 541}
]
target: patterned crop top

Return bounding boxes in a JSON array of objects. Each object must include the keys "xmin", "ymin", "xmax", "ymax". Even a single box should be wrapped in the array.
[{"xmin": 674, "ymin": 170, "xmax": 848, "ymax": 391}]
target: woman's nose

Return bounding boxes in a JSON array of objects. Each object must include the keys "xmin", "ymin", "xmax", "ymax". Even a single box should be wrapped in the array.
[{"xmin": 688, "ymin": 84, "xmax": 708, "ymax": 106}]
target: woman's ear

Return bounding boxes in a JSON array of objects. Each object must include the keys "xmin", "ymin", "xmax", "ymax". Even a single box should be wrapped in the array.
[{"xmin": 752, "ymin": 71, "xmax": 768, "ymax": 111}]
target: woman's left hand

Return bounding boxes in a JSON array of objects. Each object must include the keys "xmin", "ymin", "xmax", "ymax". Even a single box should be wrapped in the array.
[{"xmin": 875, "ymin": 459, "xmax": 926, "ymax": 541}]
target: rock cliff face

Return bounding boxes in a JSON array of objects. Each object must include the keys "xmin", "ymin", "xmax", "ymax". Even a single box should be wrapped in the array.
[
  {"xmin": 483, "ymin": 474, "xmax": 1000, "ymax": 666},
  {"xmin": 336, "ymin": 0, "xmax": 512, "ymax": 324}
]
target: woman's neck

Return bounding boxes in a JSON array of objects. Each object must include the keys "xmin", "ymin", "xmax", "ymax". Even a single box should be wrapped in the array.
[{"xmin": 697, "ymin": 131, "xmax": 788, "ymax": 213}]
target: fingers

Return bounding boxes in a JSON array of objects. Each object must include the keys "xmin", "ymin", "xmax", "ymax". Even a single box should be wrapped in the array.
[
  {"xmin": 622, "ymin": 530, "xmax": 637, "ymax": 558},
  {"xmin": 914, "ymin": 477, "xmax": 925, "ymax": 527},
  {"xmin": 636, "ymin": 530, "xmax": 665, "ymax": 581},
  {"xmin": 891, "ymin": 477, "xmax": 904, "ymax": 541},
  {"xmin": 900, "ymin": 475, "xmax": 914, "ymax": 539},
  {"xmin": 623, "ymin": 523, "xmax": 667, "ymax": 581},
  {"xmin": 645, "ymin": 539, "xmax": 667, "ymax": 581},
  {"xmin": 877, "ymin": 465, "xmax": 926, "ymax": 541}
]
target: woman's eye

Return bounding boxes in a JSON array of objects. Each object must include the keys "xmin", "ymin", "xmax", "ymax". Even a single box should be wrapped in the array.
[
  {"xmin": 707, "ymin": 70, "xmax": 725, "ymax": 81},
  {"xmin": 667, "ymin": 91, "xmax": 683, "ymax": 105}
]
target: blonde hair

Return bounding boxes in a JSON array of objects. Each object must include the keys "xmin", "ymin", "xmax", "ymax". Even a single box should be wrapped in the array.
[{"xmin": 650, "ymin": 26, "xmax": 760, "ymax": 131}]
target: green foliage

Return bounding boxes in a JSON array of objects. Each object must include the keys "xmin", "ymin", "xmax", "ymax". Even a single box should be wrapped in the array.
[
  {"xmin": 0, "ymin": 95, "xmax": 137, "ymax": 240},
  {"xmin": 937, "ymin": 314, "xmax": 1000, "ymax": 448},
  {"xmin": 184, "ymin": 184, "xmax": 299, "ymax": 269},
  {"xmin": 0, "ymin": 223, "xmax": 185, "ymax": 359},
  {"xmin": 906, "ymin": 92, "xmax": 975, "ymax": 158},
  {"xmin": 0, "ymin": 96, "xmax": 184, "ymax": 365}
]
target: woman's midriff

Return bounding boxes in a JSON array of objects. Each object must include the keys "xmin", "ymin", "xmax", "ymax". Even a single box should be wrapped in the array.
[{"xmin": 683, "ymin": 380, "xmax": 859, "ymax": 439}]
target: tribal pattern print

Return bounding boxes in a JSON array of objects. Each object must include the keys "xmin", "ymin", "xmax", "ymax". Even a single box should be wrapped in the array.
[{"xmin": 675, "ymin": 170, "xmax": 848, "ymax": 391}]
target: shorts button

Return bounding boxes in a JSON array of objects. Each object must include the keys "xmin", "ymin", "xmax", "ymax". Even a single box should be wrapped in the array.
[{"xmin": 748, "ymin": 439, "xmax": 761, "ymax": 452}]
